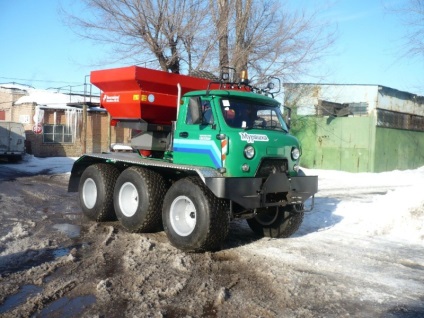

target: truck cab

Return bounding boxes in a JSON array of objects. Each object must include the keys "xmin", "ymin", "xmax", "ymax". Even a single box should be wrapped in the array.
[{"xmin": 174, "ymin": 90, "xmax": 299, "ymax": 177}]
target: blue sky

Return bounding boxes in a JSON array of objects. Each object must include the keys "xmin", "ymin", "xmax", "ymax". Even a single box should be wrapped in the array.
[{"xmin": 0, "ymin": 0, "xmax": 423, "ymax": 95}]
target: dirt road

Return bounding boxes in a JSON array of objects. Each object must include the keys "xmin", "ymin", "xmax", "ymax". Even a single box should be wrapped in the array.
[{"xmin": 0, "ymin": 171, "xmax": 423, "ymax": 317}]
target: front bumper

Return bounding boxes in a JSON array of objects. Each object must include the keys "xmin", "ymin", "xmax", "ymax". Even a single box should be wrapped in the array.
[{"xmin": 205, "ymin": 173, "xmax": 318, "ymax": 209}]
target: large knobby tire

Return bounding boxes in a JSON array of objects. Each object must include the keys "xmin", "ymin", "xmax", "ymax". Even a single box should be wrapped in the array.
[
  {"xmin": 78, "ymin": 163, "xmax": 120, "ymax": 222},
  {"xmin": 113, "ymin": 166, "xmax": 167, "ymax": 233},
  {"xmin": 247, "ymin": 205, "xmax": 304, "ymax": 238},
  {"xmin": 162, "ymin": 177, "xmax": 230, "ymax": 252}
]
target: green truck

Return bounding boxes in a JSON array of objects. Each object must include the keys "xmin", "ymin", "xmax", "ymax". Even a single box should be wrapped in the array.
[{"xmin": 68, "ymin": 66, "xmax": 318, "ymax": 252}]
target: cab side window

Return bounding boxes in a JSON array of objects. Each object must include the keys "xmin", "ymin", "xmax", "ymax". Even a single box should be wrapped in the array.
[{"xmin": 186, "ymin": 98, "xmax": 213, "ymax": 125}]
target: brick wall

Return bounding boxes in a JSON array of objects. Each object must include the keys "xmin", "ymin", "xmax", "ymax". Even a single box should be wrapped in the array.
[
  {"xmin": 10, "ymin": 103, "xmax": 131, "ymax": 157},
  {"xmin": 0, "ymin": 87, "xmax": 27, "ymax": 121}
]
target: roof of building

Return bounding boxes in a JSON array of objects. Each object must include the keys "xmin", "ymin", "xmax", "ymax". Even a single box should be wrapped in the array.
[
  {"xmin": 1, "ymin": 83, "xmax": 100, "ymax": 110},
  {"xmin": 284, "ymin": 83, "xmax": 424, "ymax": 100}
]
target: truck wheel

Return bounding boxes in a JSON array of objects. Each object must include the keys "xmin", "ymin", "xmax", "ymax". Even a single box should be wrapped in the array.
[
  {"xmin": 162, "ymin": 177, "xmax": 229, "ymax": 252},
  {"xmin": 247, "ymin": 205, "xmax": 304, "ymax": 238},
  {"xmin": 79, "ymin": 163, "xmax": 119, "ymax": 222},
  {"xmin": 113, "ymin": 166, "xmax": 166, "ymax": 232}
]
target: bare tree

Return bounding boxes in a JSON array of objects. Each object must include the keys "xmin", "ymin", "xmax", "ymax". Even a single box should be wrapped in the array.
[
  {"xmin": 389, "ymin": 0, "xmax": 424, "ymax": 59},
  {"xmin": 215, "ymin": 0, "xmax": 231, "ymax": 69},
  {"xmin": 63, "ymin": 0, "xmax": 336, "ymax": 82},
  {"xmin": 234, "ymin": 0, "xmax": 336, "ymax": 84},
  {"xmin": 64, "ymin": 0, "xmax": 211, "ymax": 73},
  {"xmin": 204, "ymin": 0, "xmax": 336, "ymax": 85},
  {"xmin": 233, "ymin": 0, "xmax": 252, "ymax": 73}
]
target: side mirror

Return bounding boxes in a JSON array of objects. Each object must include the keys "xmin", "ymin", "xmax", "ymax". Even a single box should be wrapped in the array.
[{"xmin": 188, "ymin": 97, "xmax": 202, "ymax": 124}]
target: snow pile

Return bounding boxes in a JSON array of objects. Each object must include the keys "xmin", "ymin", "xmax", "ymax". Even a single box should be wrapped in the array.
[
  {"xmin": 14, "ymin": 155, "xmax": 77, "ymax": 175},
  {"xmin": 333, "ymin": 186, "xmax": 424, "ymax": 242},
  {"xmin": 0, "ymin": 223, "xmax": 30, "ymax": 244},
  {"xmin": 303, "ymin": 167, "xmax": 424, "ymax": 243}
]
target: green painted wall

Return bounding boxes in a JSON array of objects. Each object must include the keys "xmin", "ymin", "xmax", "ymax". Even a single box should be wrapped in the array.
[
  {"xmin": 294, "ymin": 116, "xmax": 376, "ymax": 172},
  {"xmin": 291, "ymin": 116, "xmax": 317, "ymax": 169},
  {"xmin": 374, "ymin": 127, "xmax": 424, "ymax": 172},
  {"xmin": 293, "ymin": 114, "xmax": 424, "ymax": 172}
]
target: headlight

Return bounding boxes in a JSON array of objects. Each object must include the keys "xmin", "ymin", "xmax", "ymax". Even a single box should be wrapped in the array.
[
  {"xmin": 291, "ymin": 147, "xmax": 300, "ymax": 160},
  {"xmin": 244, "ymin": 145, "xmax": 255, "ymax": 159}
]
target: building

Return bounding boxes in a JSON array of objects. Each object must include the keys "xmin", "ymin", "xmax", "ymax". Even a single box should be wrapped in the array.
[
  {"xmin": 0, "ymin": 84, "xmax": 27, "ymax": 120},
  {"xmin": 284, "ymin": 84, "xmax": 424, "ymax": 172},
  {"xmin": 0, "ymin": 84, "xmax": 131, "ymax": 157}
]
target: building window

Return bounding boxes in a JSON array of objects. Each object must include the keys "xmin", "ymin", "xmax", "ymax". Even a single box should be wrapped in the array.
[
  {"xmin": 43, "ymin": 125, "xmax": 73, "ymax": 143},
  {"xmin": 377, "ymin": 108, "xmax": 424, "ymax": 132},
  {"xmin": 317, "ymin": 100, "xmax": 369, "ymax": 117}
]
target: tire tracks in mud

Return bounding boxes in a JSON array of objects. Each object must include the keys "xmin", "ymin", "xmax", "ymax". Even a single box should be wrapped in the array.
[
  {"xmin": 0, "ymin": 174, "xmax": 282, "ymax": 317},
  {"xmin": 68, "ymin": 224, "xmax": 281, "ymax": 317},
  {"xmin": 2, "ymin": 173, "xmax": 423, "ymax": 317}
]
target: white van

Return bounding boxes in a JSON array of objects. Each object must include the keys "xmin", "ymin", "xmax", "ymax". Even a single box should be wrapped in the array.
[{"xmin": 0, "ymin": 121, "xmax": 26, "ymax": 162}]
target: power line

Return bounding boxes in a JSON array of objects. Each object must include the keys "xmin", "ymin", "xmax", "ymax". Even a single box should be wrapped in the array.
[{"xmin": 0, "ymin": 76, "xmax": 84, "ymax": 85}]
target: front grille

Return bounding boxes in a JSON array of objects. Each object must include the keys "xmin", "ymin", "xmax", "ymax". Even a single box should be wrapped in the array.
[{"xmin": 255, "ymin": 159, "xmax": 288, "ymax": 178}]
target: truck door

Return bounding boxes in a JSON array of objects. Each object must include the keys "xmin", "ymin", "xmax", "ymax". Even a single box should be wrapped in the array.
[
  {"xmin": 0, "ymin": 122, "xmax": 10, "ymax": 153},
  {"xmin": 9, "ymin": 123, "xmax": 25, "ymax": 153},
  {"xmin": 173, "ymin": 97, "xmax": 224, "ymax": 169}
]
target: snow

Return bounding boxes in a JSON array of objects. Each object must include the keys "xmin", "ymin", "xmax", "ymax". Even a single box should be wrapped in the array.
[
  {"xmin": 15, "ymin": 89, "xmax": 78, "ymax": 106},
  {"xmin": 299, "ymin": 167, "xmax": 424, "ymax": 243},
  {"xmin": 9, "ymin": 85, "xmax": 100, "ymax": 109},
  {"xmin": 110, "ymin": 143, "xmax": 133, "ymax": 151},
  {"xmin": 13, "ymin": 155, "xmax": 77, "ymax": 175}
]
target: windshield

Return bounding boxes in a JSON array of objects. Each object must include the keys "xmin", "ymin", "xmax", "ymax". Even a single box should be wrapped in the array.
[{"xmin": 220, "ymin": 98, "xmax": 289, "ymax": 132}]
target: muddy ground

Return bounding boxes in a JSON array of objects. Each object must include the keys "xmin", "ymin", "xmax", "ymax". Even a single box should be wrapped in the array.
[{"xmin": 0, "ymin": 170, "xmax": 423, "ymax": 317}]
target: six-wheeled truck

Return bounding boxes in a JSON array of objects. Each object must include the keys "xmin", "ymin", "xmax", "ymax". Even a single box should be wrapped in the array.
[{"xmin": 68, "ymin": 66, "xmax": 318, "ymax": 252}]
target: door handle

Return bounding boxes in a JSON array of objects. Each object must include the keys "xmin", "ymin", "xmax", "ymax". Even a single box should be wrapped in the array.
[{"xmin": 179, "ymin": 132, "xmax": 189, "ymax": 138}]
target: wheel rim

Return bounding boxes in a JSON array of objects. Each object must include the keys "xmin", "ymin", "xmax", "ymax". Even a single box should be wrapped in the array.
[
  {"xmin": 119, "ymin": 182, "xmax": 139, "ymax": 217},
  {"xmin": 82, "ymin": 178, "xmax": 97, "ymax": 209},
  {"xmin": 169, "ymin": 195, "xmax": 196, "ymax": 237},
  {"xmin": 255, "ymin": 208, "xmax": 279, "ymax": 226}
]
